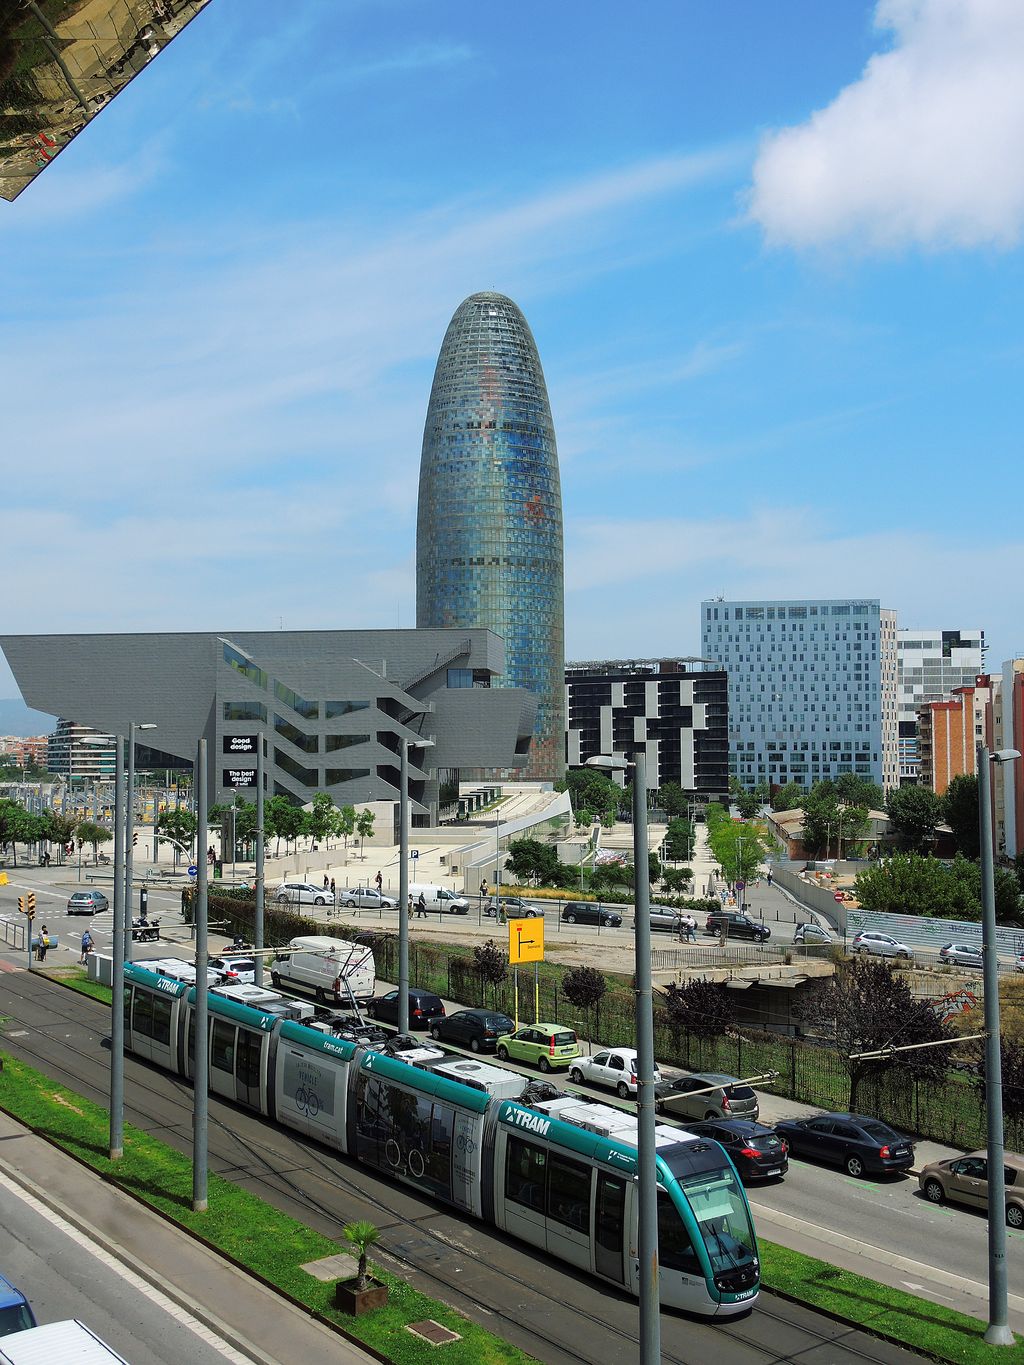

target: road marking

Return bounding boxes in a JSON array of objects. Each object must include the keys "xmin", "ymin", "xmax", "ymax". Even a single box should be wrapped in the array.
[{"xmin": 0, "ymin": 1171, "xmax": 252, "ymax": 1362}]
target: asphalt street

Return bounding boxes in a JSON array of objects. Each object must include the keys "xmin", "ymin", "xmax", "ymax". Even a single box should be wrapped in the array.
[{"xmin": 0, "ymin": 965, "xmax": 926, "ymax": 1365}]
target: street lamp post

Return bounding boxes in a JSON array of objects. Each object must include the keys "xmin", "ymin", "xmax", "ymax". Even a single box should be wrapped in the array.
[
  {"xmin": 109, "ymin": 736, "xmax": 126, "ymax": 1160},
  {"xmin": 124, "ymin": 722, "xmax": 157, "ymax": 964},
  {"xmin": 587, "ymin": 752, "xmax": 660, "ymax": 1365},
  {"xmin": 398, "ymin": 736, "xmax": 434, "ymax": 1035},
  {"xmin": 978, "ymin": 743, "xmax": 1020, "ymax": 1347}
]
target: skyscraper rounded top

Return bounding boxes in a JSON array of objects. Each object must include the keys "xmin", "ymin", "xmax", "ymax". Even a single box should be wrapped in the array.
[{"xmin": 416, "ymin": 292, "xmax": 565, "ymax": 782}]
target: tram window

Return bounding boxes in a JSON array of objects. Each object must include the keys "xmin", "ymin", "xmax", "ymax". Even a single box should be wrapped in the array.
[
  {"xmin": 122, "ymin": 987, "xmax": 131, "ymax": 1031},
  {"xmin": 426, "ymin": 1103, "xmax": 454, "ymax": 1192},
  {"xmin": 212, "ymin": 1020, "xmax": 235, "ymax": 1073},
  {"xmin": 236, "ymin": 1029, "xmax": 262, "ymax": 1086},
  {"xmin": 547, "ymin": 1153, "xmax": 590, "ymax": 1232},
  {"xmin": 132, "ymin": 991, "xmax": 153, "ymax": 1037},
  {"xmin": 506, "ymin": 1136, "xmax": 546, "ymax": 1211},
  {"xmin": 187, "ymin": 1015, "xmax": 196, "ymax": 1062},
  {"xmin": 657, "ymin": 1192, "xmax": 702, "ymax": 1274},
  {"xmin": 150, "ymin": 997, "xmax": 172, "ymax": 1045}
]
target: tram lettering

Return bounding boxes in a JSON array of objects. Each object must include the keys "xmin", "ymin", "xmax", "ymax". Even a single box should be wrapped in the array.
[{"xmin": 504, "ymin": 1107, "xmax": 550, "ymax": 1137}]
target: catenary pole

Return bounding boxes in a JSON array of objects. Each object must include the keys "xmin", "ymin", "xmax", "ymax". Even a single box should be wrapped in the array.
[
  {"xmin": 193, "ymin": 738, "xmax": 209, "ymax": 1211},
  {"xmin": 254, "ymin": 738, "xmax": 265, "ymax": 987},
  {"xmin": 109, "ymin": 735, "xmax": 126, "ymax": 1159},
  {"xmin": 399, "ymin": 738, "xmax": 410, "ymax": 1034}
]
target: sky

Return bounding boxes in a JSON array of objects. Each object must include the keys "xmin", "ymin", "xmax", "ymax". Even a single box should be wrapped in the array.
[{"xmin": 1, "ymin": 0, "xmax": 1022, "ymax": 706}]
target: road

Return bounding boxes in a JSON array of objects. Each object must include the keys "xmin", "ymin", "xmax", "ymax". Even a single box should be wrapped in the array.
[
  {"xmin": 0, "ymin": 1167, "xmax": 250, "ymax": 1364},
  {"xmin": 0, "ymin": 966, "xmax": 924, "ymax": 1365}
]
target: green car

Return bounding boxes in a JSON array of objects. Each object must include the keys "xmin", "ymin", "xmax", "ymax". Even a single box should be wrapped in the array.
[{"xmin": 495, "ymin": 1022, "xmax": 581, "ymax": 1072}]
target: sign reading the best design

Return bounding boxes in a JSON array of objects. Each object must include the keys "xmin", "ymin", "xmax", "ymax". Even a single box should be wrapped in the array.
[
  {"xmin": 223, "ymin": 734, "xmax": 257, "ymax": 754},
  {"xmin": 508, "ymin": 917, "xmax": 544, "ymax": 964},
  {"xmin": 222, "ymin": 768, "xmax": 256, "ymax": 789}
]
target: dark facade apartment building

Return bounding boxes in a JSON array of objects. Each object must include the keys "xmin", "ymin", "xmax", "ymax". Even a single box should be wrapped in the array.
[{"xmin": 565, "ymin": 658, "xmax": 729, "ymax": 800}]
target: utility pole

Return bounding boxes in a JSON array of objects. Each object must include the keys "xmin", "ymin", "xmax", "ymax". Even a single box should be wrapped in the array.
[
  {"xmin": 193, "ymin": 738, "xmax": 209, "ymax": 1212},
  {"xmin": 109, "ymin": 736, "xmax": 126, "ymax": 1160},
  {"xmin": 254, "ymin": 738, "xmax": 265, "ymax": 988}
]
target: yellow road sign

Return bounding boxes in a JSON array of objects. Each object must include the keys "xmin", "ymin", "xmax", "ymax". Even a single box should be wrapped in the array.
[{"xmin": 508, "ymin": 916, "xmax": 544, "ymax": 964}]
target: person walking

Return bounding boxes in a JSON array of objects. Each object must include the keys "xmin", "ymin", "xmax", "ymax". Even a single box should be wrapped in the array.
[
  {"xmin": 416, "ymin": 893, "xmax": 427, "ymax": 919},
  {"xmin": 375, "ymin": 870, "xmax": 383, "ymax": 895},
  {"xmin": 480, "ymin": 878, "xmax": 488, "ymax": 900},
  {"xmin": 766, "ymin": 869, "xmax": 773, "ymax": 888},
  {"xmin": 80, "ymin": 929, "xmax": 94, "ymax": 963},
  {"xmin": 323, "ymin": 874, "xmax": 329, "ymax": 888},
  {"xmin": 329, "ymin": 877, "xmax": 336, "ymax": 900},
  {"xmin": 686, "ymin": 913, "xmax": 697, "ymax": 943},
  {"xmin": 36, "ymin": 926, "xmax": 48, "ymax": 962}
]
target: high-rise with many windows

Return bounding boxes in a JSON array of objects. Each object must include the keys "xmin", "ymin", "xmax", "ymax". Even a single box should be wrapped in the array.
[
  {"xmin": 417, "ymin": 292, "xmax": 564, "ymax": 782},
  {"xmin": 700, "ymin": 598, "xmax": 899, "ymax": 791},
  {"xmin": 897, "ymin": 628, "xmax": 986, "ymax": 784}
]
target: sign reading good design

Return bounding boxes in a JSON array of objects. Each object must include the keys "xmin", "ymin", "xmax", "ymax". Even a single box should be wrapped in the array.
[
  {"xmin": 223, "ymin": 734, "xmax": 257, "ymax": 754},
  {"xmin": 222, "ymin": 768, "xmax": 256, "ymax": 789}
]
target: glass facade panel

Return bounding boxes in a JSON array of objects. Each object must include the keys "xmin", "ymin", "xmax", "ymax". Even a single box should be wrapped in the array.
[
  {"xmin": 223, "ymin": 701, "xmax": 267, "ymax": 722},
  {"xmin": 326, "ymin": 734, "xmax": 369, "ymax": 752},
  {"xmin": 326, "ymin": 767, "xmax": 371, "ymax": 785},
  {"xmin": 325, "ymin": 700, "xmax": 369, "ymax": 718},
  {"xmin": 275, "ymin": 748, "xmax": 318, "ymax": 786},
  {"xmin": 223, "ymin": 643, "xmax": 267, "ymax": 690},
  {"xmin": 274, "ymin": 680, "xmax": 318, "ymax": 718},
  {"xmin": 275, "ymin": 713, "xmax": 318, "ymax": 752},
  {"xmin": 417, "ymin": 292, "xmax": 564, "ymax": 781}
]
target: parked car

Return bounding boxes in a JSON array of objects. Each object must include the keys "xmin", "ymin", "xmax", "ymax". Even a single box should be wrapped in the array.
[
  {"xmin": 647, "ymin": 905, "xmax": 684, "ymax": 933},
  {"xmin": 654, "ymin": 1072, "xmax": 760, "ymax": 1122},
  {"xmin": 774, "ymin": 1112, "xmax": 914, "ymax": 1177},
  {"xmin": 340, "ymin": 887, "xmax": 398, "ymax": 909},
  {"xmin": 569, "ymin": 1047, "xmax": 662, "ymax": 1098},
  {"xmin": 275, "ymin": 881, "xmax": 334, "ymax": 906},
  {"xmin": 919, "ymin": 1150, "xmax": 1024, "ymax": 1227},
  {"xmin": 66, "ymin": 890, "xmax": 108, "ymax": 915},
  {"xmin": 495, "ymin": 1022, "xmax": 581, "ymax": 1072},
  {"xmin": 0, "ymin": 1274, "xmax": 36, "ymax": 1337},
  {"xmin": 486, "ymin": 895, "xmax": 544, "ymax": 918},
  {"xmin": 429, "ymin": 1008, "xmax": 515, "ymax": 1051},
  {"xmin": 851, "ymin": 931, "xmax": 912, "ymax": 960},
  {"xmin": 561, "ymin": 902, "xmax": 623, "ymax": 928},
  {"xmin": 705, "ymin": 911, "xmax": 771, "ymax": 942},
  {"xmin": 209, "ymin": 954, "xmax": 257, "ymax": 984},
  {"xmin": 793, "ymin": 922, "xmax": 833, "ymax": 945},
  {"xmin": 1016, "ymin": 953, "xmax": 1024, "ymax": 974},
  {"xmin": 366, "ymin": 988, "xmax": 446, "ymax": 1030},
  {"xmin": 688, "ymin": 1119, "xmax": 789, "ymax": 1182},
  {"xmin": 938, "ymin": 942, "xmax": 983, "ymax": 968}
]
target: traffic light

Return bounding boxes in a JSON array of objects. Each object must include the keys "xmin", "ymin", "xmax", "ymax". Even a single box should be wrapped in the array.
[
  {"xmin": 132, "ymin": 831, "xmax": 138, "ymax": 848},
  {"xmin": 17, "ymin": 895, "xmax": 24, "ymax": 914},
  {"xmin": 26, "ymin": 892, "xmax": 35, "ymax": 915}
]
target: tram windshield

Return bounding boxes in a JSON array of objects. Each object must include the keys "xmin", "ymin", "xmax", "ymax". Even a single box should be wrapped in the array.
[{"xmin": 675, "ymin": 1167, "xmax": 757, "ymax": 1274}]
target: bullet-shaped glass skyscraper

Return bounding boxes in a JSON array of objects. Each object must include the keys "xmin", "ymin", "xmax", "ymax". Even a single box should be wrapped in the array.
[{"xmin": 417, "ymin": 292, "xmax": 565, "ymax": 782}]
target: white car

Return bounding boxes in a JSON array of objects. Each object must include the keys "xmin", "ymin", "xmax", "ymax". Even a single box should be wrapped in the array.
[
  {"xmin": 275, "ymin": 881, "xmax": 335, "ymax": 906},
  {"xmin": 852, "ymin": 931, "xmax": 912, "ymax": 960},
  {"xmin": 568, "ymin": 1047, "xmax": 662, "ymax": 1099},
  {"xmin": 209, "ymin": 954, "xmax": 257, "ymax": 984},
  {"xmin": 340, "ymin": 886, "xmax": 398, "ymax": 909}
]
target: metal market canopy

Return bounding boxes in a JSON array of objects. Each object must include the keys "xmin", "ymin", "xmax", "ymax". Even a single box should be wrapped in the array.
[{"xmin": 0, "ymin": 0, "xmax": 212, "ymax": 202}]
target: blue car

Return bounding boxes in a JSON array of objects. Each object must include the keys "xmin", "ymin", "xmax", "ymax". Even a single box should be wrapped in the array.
[{"xmin": 0, "ymin": 1273, "xmax": 36, "ymax": 1337}]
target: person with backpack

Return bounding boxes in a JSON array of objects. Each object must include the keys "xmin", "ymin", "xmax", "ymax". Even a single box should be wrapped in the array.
[{"xmin": 80, "ymin": 929, "xmax": 94, "ymax": 963}]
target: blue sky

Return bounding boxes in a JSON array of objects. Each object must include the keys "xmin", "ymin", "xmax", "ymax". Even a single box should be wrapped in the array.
[{"xmin": 2, "ymin": 0, "xmax": 1021, "ymax": 703}]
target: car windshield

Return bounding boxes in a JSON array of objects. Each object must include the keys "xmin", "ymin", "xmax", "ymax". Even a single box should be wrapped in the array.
[
  {"xmin": 0, "ymin": 1301, "xmax": 34, "ymax": 1335},
  {"xmin": 677, "ymin": 1166, "xmax": 757, "ymax": 1273},
  {"xmin": 725, "ymin": 1085, "xmax": 755, "ymax": 1100}
]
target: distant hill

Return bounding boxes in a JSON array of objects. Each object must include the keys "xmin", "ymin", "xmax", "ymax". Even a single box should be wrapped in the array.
[{"xmin": 0, "ymin": 698, "xmax": 57, "ymax": 737}]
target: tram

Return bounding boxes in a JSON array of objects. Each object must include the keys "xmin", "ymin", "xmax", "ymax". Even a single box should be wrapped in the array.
[{"xmin": 122, "ymin": 963, "xmax": 760, "ymax": 1316}]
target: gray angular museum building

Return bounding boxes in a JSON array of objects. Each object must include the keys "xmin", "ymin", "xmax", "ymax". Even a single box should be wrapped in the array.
[{"xmin": 0, "ymin": 629, "xmax": 536, "ymax": 826}]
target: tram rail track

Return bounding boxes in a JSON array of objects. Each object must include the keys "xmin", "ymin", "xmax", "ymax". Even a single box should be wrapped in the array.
[{"xmin": 0, "ymin": 970, "xmax": 925, "ymax": 1365}]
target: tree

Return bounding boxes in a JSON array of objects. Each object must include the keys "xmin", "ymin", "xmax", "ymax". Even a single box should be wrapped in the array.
[
  {"xmin": 999, "ymin": 1038, "xmax": 1024, "ymax": 1125},
  {"xmin": 75, "ymin": 821, "xmax": 112, "ymax": 863},
  {"xmin": 663, "ymin": 818, "xmax": 694, "ymax": 861},
  {"xmin": 942, "ymin": 775, "xmax": 980, "ymax": 859},
  {"xmin": 561, "ymin": 965, "xmax": 607, "ymax": 1038},
  {"xmin": 663, "ymin": 978, "xmax": 734, "ymax": 1041},
  {"xmin": 771, "ymin": 781, "xmax": 804, "ymax": 813},
  {"xmin": 307, "ymin": 792, "xmax": 336, "ymax": 848},
  {"xmin": 334, "ymin": 804, "xmax": 356, "ymax": 855},
  {"xmin": 657, "ymin": 782, "xmax": 688, "ymax": 817},
  {"xmin": 560, "ymin": 767, "xmax": 625, "ymax": 820},
  {"xmin": 661, "ymin": 867, "xmax": 693, "ymax": 893},
  {"xmin": 797, "ymin": 958, "xmax": 949, "ymax": 1110},
  {"xmin": 574, "ymin": 806, "xmax": 594, "ymax": 832},
  {"xmin": 156, "ymin": 808, "xmax": 198, "ymax": 859},
  {"xmin": 736, "ymin": 790, "xmax": 759, "ymax": 819},
  {"xmin": 707, "ymin": 819, "xmax": 765, "ymax": 885},
  {"xmin": 39, "ymin": 809, "xmax": 78, "ymax": 863},
  {"xmin": 342, "ymin": 1220, "xmax": 380, "ymax": 1294},
  {"xmin": 833, "ymin": 773, "xmax": 884, "ymax": 811},
  {"xmin": 648, "ymin": 851, "xmax": 662, "ymax": 887},
  {"xmin": 473, "ymin": 940, "xmax": 508, "ymax": 1006},
  {"xmin": 799, "ymin": 782, "xmax": 868, "ymax": 857},
  {"xmin": 506, "ymin": 837, "xmax": 560, "ymax": 886},
  {"xmin": 265, "ymin": 795, "xmax": 304, "ymax": 854},
  {"xmin": 355, "ymin": 808, "xmax": 375, "ymax": 859},
  {"xmin": 886, "ymin": 785, "xmax": 942, "ymax": 852},
  {"xmin": 0, "ymin": 798, "xmax": 29, "ymax": 866},
  {"xmin": 854, "ymin": 852, "xmax": 964, "ymax": 916}
]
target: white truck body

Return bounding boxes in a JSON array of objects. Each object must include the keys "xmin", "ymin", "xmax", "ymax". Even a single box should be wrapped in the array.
[
  {"xmin": 270, "ymin": 936, "xmax": 375, "ymax": 1005},
  {"xmin": 0, "ymin": 1319, "xmax": 130, "ymax": 1363},
  {"xmin": 408, "ymin": 883, "xmax": 470, "ymax": 915}
]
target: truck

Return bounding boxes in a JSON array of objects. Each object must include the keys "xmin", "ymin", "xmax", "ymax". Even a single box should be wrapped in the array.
[
  {"xmin": 0, "ymin": 1320, "xmax": 130, "ymax": 1363},
  {"xmin": 268, "ymin": 934, "xmax": 376, "ymax": 1005}
]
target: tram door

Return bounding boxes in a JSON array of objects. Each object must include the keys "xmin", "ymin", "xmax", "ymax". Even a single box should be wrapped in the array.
[
  {"xmin": 595, "ymin": 1173, "xmax": 627, "ymax": 1284},
  {"xmin": 235, "ymin": 1029, "xmax": 263, "ymax": 1109}
]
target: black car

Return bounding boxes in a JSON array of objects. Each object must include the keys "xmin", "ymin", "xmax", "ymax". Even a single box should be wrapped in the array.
[
  {"xmin": 705, "ymin": 911, "xmax": 771, "ymax": 942},
  {"xmin": 561, "ymin": 902, "xmax": 623, "ymax": 928},
  {"xmin": 366, "ymin": 988, "xmax": 446, "ymax": 1030},
  {"xmin": 688, "ymin": 1119, "xmax": 789, "ymax": 1182},
  {"xmin": 774, "ymin": 1112, "xmax": 914, "ymax": 1178},
  {"xmin": 429, "ymin": 1008, "xmax": 515, "ymax": 1052}
]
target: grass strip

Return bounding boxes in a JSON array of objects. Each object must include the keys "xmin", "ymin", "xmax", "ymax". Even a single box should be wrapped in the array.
[
  {"xmin": 0, "ymin": 1052, "xmax": 536, "ymax": 1365},
  {"xmin": 760, "ymin": 1239, "xmax": 1023, "ymax": 1364},
  {"xmin": 41, "ymin": 970, "xmax": 1021, "ymax": 1361}
]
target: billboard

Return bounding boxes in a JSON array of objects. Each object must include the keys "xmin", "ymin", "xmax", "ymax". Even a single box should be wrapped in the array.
[
  {"xmin": 0, "ymin": 1, "xmax": 214, "ymax": 202},
  {"xmin": 222, "ymin": 767, "xmax": 255, "ymax": 789}
]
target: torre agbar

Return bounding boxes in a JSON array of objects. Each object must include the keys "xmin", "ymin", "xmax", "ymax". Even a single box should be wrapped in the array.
[{"xmin": 417, "ymin": 292, "xmax": 565, "ymax": 782}]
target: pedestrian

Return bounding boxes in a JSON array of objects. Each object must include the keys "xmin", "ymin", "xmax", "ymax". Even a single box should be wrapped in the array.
[
  {"xmin": 36, "ymin": 925, "xmax": 48, "ymax": 962},
  {"xmin": 686, "ymin": 914, "xmax": 697, "ymax": 942},
  {"xmin": 80, "ymin": 929, "xmax": 94, "ymax": 963},
  {"xmin": 375, "ymin": 870, "xmax": 383, "ymax": 894},
  {"xmin": 766, "ymin": 869, "xmax": 773, "ymax": 887},
  {"xmin": 323, "ymin": 874, "xmax": 329, "ymax": 888},
  {"xmin": 330, "ymin": 878, "xmax": 336, "ymax": 899},
  {"xmin": 416, "ymin": 893, "xmax": 427, "ymax": 919},
  {"xmin": 480, "ymin": 879, "xmax": 488, "ymax": 900},
  {"xmin": 408, "ymin": 895, "xmax": 414, "ymax": 919}
]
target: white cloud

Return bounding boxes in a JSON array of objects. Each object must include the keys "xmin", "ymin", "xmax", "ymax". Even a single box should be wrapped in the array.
[{"xmin": 747, "ymin": 0, "xmax": 1024, "ymax": 251}]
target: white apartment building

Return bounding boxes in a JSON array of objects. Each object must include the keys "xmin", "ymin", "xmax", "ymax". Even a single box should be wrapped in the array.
[
  {"xmin": 46, "ymin": 719, "xmax": 116, "ymax": 784},
  {"xmin": 897, "ymin": 628, "xmax": 986, "ymax": 783},
  {"xmin": 700, "ymin": 598, "xmax": 899, "ymax": 791}
]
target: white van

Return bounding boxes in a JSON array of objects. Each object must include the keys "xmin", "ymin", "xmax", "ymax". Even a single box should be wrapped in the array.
[
  {"xmin": 408, "ymin": 884, "xmax": 470, "ymax": 915},
  {"xmin": 269, "ymin": 936, "xmax": 376, "ymax": 1005},
  {"xmin": 0, "ymin": 1320, "xmax": 129, "ymax": 1363}
]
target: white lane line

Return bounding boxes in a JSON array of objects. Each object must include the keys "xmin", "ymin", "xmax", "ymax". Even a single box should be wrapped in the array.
[{"xmin": 0, "ymin": 1171, "xmax": 252, "ymax": 1363}]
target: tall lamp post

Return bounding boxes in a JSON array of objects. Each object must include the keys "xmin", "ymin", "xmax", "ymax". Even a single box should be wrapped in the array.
[
  {"xmin": 587, "ymin": 752, "xmax": 660, "ymax": 1365},
  {"xmin": 398, "ymin": 736, "xmax": 435, "ymax": 1035},
  {"xmin": 124, "ymin": 721, "xmax": 157, "ymax": 964},
  {"xmin": 978, "ymin": 743, "xmax": 1021, "ymax": 1347}
]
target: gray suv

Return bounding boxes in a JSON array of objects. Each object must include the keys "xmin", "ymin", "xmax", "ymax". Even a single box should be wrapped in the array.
[{"xmin": 655, "ymin": 1072, "xmax": 760, "ymax": 1122}]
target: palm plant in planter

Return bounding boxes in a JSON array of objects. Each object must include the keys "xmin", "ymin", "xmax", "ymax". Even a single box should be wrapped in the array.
[{"xmin": 336, "ymin": 1220, "xmax": 387, "ymax": 1314}]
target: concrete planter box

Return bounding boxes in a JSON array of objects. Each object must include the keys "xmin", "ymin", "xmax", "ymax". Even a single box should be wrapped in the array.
[{"xmin": 334, "ymin": 1279, "xmax": 388, "ymax": 1315}]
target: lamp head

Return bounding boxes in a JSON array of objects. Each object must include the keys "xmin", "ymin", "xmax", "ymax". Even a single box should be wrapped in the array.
[
  {"xmin": 991, "ymin": 749, "xmax": 1021, "ymax": 764},
  {"xmin": 585, "ymin": 754, "xmax": 628, "ymax": 773}
]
